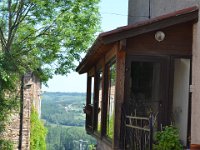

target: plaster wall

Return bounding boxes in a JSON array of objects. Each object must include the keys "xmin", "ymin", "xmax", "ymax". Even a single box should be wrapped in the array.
[
  {"xmin": 128, "ymin": 0, "xmax": 200, "ymax": 144},
  {"xmin": 191, "ymin": 19, "xmax": 200, "ymax": 145},
  {"xmin": 172, "ymin": 59, "xmax": 190, "ymax": 146}
]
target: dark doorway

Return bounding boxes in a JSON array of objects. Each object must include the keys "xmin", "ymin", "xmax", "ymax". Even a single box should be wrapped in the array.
[
  {"xmin": 130, "ymin": 61, "xmax": 160, "ymax": 121},
  {"xmin": 123, "ymin": 56, "xmax": 191, "ymax": 149},
  {"xmin": 125, "ymin": 56, "xmax": 170, "ymax": 128}
]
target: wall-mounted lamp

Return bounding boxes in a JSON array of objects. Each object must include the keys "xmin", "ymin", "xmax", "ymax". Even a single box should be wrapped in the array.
[{"xmin": 155, "ymin": 31, "xmax": 165, "ymax": 42}]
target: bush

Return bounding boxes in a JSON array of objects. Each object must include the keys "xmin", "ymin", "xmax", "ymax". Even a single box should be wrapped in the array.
[
  {"xmin": 0, "ymin": 139, "xmax": 13, "ymax": 150},
  {"xmin": 153, "ymin": 125, "xmax": 183, "ymax": 150},
  {"xmin": 30, "ymin": 106, "xmax": 47, "ymax": 150}
]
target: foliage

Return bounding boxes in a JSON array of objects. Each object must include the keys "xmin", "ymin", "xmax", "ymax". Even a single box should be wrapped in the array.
[
  {"xmin": 0, "ymin": 139, "xmax": 13, "ymax": 150},
  {"xmin": 107, "ymin": 113, "xmax": 114, "ymax": 139},
  {"xmin": 41, "ymin": 92, "xmax": 96, "ymax": 150},
  {"xmin": 0, "ymin": 0, "xmax": 100, "ymax": 146},
  {"xmin": 46, "ymin": 125, "xmax": 96, "ymax": 150},
  {"xmin": 41, "ymin": 92, "xmax": 86, "ymax": 126},
  {"xmin": 30, "ymin": 106, "xmax": 47, "ymax": 150},
  {"xmin": 0, "ymin": 0, "xmax": 100, "ymax": 81},
  {"xmin": 153, "ymin": 125, "xmax": 183, "ymax": 150},
  {"xmin": 89, "ymin": 144, "xmax": 96, "ymax": 150},
  {"xmin": 0, "ymin": 54, "xmax": 20, "ymax": 148},
  {"xmin": 97, "ymin": 121, "xmax": 101, "ymax": 133}
]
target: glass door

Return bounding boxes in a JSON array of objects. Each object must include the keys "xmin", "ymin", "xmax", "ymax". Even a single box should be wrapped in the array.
[
  {"xmin": 123, "ymin": 56, "xmax": 191, "ymax": 149},
  {"xmin": 125, "ymin": 56, "xmax": 170, "ymax": 129}
]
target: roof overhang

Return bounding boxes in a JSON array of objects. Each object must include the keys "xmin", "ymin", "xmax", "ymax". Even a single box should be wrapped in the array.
[{"xmin": 76, "ymin": 6, "xmax": 198, "ymax": 74}]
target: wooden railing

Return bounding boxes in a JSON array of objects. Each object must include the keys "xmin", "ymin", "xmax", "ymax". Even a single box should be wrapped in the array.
[{"xmin": 124, "ymin": 115, "xmax": 153, "ymax": 150}]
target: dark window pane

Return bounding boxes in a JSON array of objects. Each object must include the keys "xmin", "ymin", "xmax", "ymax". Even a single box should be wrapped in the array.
[{"xmin": 129, "ymin": 62, "xmax": 160, "ymax": 118}]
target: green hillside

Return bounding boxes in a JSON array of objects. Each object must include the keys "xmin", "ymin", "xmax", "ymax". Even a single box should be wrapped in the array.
[{"xmin": 41, "ymin": 92, "xmax": 96, "ymax": 150}]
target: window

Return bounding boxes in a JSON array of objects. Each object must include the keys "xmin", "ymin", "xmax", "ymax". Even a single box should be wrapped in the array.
[
  {"xmin": 86, "ymin": 59, "xmax": 116, "ymax": 139},
  {"xmin": 91, "ymin": 77, "xmax": 94, "ymax": 105},
  {"xmin": 106, "ymin": 60, "xmax": 116, "ymax": 139},
  {"xmin": 85, "ymin": 75, "xmax": 95, "ymax": 131},
  {"xmin": 97, "ymin": 70, "xmax": 103, "ymax": 133},
  {"xmin": 129, "ymin": 61, "xmax": 160, "ymax": 117}
]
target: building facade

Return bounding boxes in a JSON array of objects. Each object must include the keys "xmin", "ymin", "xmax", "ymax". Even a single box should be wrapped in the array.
[
  {"xmin": 77, "ymin": 1, "xmax": 200, "ymax": 150},
  {"xmin": 128, "ymin": 0, "xmax": 200, "ymax": 147}
]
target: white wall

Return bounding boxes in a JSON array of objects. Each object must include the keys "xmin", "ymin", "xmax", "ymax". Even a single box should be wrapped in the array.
[{"xmin": 173, "ymin": 59, "xmax": 190, "ymax": 146}]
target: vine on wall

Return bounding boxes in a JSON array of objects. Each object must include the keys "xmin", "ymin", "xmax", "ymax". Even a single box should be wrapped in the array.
[{"xmin": 30, "ymin": 106, "xmax": 47, "ymax": 150}]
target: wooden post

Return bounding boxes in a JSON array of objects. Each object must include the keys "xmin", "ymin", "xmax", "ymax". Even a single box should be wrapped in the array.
[{"xmin": 113, "ymin": 41, "xmax": 126, "ymax": 149}]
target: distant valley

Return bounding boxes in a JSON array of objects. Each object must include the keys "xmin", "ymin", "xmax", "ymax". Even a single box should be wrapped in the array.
[{"xmin": 41, "ymin": 92, "xmax": 95, "ymax": 150}]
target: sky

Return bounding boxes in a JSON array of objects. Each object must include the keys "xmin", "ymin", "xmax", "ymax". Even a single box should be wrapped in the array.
[{"xmin": 42, "ymin": 0, "xmax": 128, "ymax": 92}]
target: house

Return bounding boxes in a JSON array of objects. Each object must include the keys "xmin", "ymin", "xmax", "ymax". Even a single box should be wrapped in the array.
[{"xmin": 76, "ymin": 1, "xmax": 200, "ymax": 150}]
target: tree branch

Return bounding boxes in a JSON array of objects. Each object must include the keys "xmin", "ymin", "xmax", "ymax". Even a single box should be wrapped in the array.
[
  {"xmin": 7, "ymin": 2, "xmax": 34, "ymax": 52},
  {"xmin": 12, "ymin": 0, "xmax": 24, "ymax": 30},
  {"xmin": 8, "ymin": 0, "xmax": 12, "ymax": 31},
  {"xmin": 0, "ymin": 28, "xmax": 7, "ymax": 50},
  {"xmin": 17, "ymin": 3, "xmax": 34, "ymax": 26},
  {"xmin": 7, "ymin": 0, "xmax": 13, "ymax": 52},
  {"xmin": 12, "ymin": 0, "xmax": 20, "ymax": 17}
]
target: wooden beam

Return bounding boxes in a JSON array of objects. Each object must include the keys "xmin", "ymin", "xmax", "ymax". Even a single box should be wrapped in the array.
[
  {"xmin": 119, "ymin": 39, "xmax": 126, "ymax": 52},
  {"xmin": 102, "ymin": 10, "xmax": 198, "ymax": 44}
]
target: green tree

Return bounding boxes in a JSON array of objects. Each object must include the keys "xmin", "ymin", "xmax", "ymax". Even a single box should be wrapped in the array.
[
  {"xmin": 0, "ymin": 0, "xmax": 100, "ymax": 81},
  {"xmin": 0, "ymin": 0, "xmax": 100, "ymax": 147}
]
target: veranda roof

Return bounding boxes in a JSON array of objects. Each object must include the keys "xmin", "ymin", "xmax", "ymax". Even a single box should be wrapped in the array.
[{"xmin": 76, "ymin": 6, "xmax": 198, "ymax": 74}]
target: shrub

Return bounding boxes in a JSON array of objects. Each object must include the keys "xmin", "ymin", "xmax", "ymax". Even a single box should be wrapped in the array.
[
  {"xmin": 0, "ymin": 139, "xmax": 13, "ymax": 150},
  {"xmin": 153, "ymin": 125, "xmax": 183, "ymax": 150},
  {"xmin": 30, "ymin": 106, "xmax": 47, "ymax": 150}
]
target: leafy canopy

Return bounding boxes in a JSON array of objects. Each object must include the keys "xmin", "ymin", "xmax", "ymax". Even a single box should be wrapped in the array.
[
  {"xmin": 0, "ymin": 0, "xmax": 100, "ymax": 82},
  {"xmin": 0, "ymin": 0, "xmax": 100, "ymax": 147}
]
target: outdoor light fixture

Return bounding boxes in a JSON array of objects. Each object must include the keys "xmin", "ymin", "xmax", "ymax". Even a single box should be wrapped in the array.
[{"xmin": 155, "ymin": 31, "xmax": 165, "ymax": 42}]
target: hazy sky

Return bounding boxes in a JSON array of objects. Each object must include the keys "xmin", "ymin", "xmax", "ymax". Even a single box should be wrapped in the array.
[{"xmin": 42, "ymin": 0, "xmax": 128, "ymax": 92}]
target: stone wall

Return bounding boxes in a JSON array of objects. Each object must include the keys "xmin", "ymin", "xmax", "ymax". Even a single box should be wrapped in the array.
[
  {"xmin": 1, "ymin": 111, "xmax": 21, "ymax": 149},
  {"xmin": 2, "ymin": 73, "xmax": 41, "ymax": 150}
]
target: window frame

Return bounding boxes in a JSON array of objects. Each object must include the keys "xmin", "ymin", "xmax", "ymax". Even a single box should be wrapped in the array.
[
  {"xmin": 97, "ymin": 69, "xmax": 103, "ymax": 133},
  {"xmin": 85, "ymin": 74, "xmax": 95, "ymax": 132},
  {"xmin": 85, "ymin": 53, "xmax": 117, "ymax": 144},
  {"xmin": 104, "ymin": 58, "xmax": 117, "ymax": 140}
]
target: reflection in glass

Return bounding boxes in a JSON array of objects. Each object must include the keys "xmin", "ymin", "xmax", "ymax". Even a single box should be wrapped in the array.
[
  {"xmin": 91, "ymin": 77, "xmax": 94, "ymax": 105},
  {"xmin": 106, "ymin": 61, "xmax": 116, "ymax": 139},
  {"xmin": 129, "ymin": 62, "xmax": 160, "ymax": 119},
  {"xmin": 97, "ymin": 71, "xmax": 103, "ymax": 132}
]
